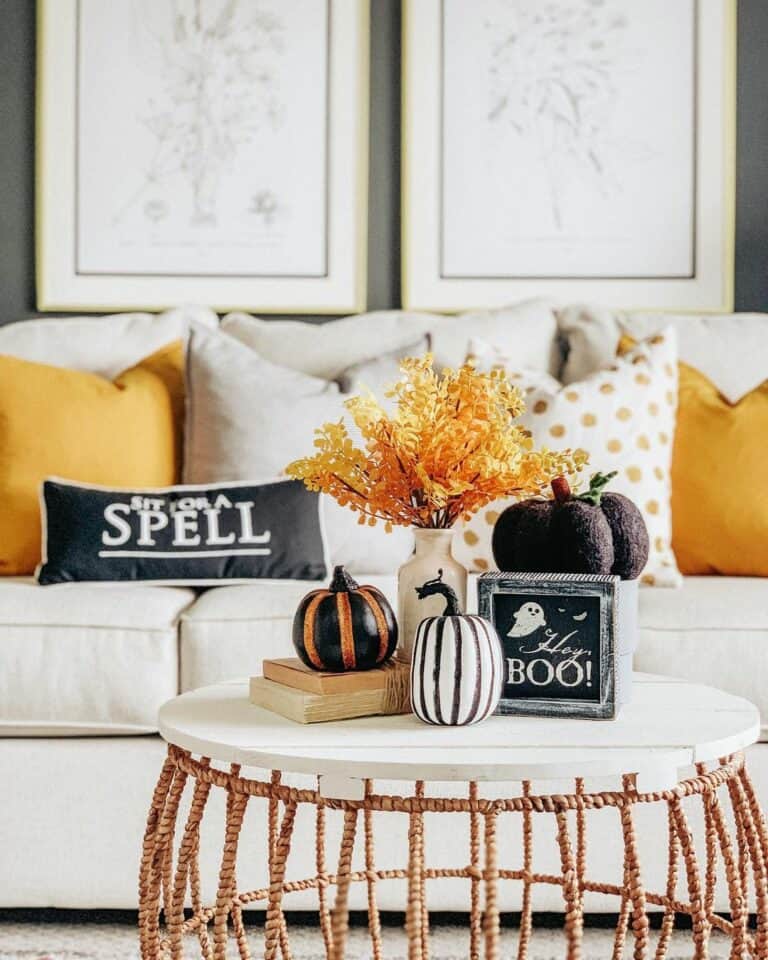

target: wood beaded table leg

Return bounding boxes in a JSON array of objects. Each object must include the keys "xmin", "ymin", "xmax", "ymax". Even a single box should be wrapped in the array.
[
  {"xmin": 575, "ymin": 778, "xmax": 587, "ymax": 914},
  {"xmin": 669, "ymin": 796, "xmax": 710, "ymax": 960},
  {"xmin": 415, "ymin": 782, "xmax": 430, "ymax": 960},
  {"xmin": 314, "ymin": 794, "xmax": 334, "ymax": 959},
  {"xmin": 729, "ymin": 773, "xmax": 768, "ymax": 958},
  {"xmin": 517, "ymin": 781, "xmax": 534, "ymax": 960},
  {"xmin": 483, "ymin": 809, "xmax": 501, "ymax": 960},
  {"xmin": 406, "ymin": 793, "xmax": 426, "ymax": 960},
  {"xmin": 264, "ymin": 802, "xmax": 298, "ymax": 960},
  {"xmin": 619, "ymin": 775, "xmax": 650, "ymax": 960},
  {"xmin": 706, "ymin": 786, "xmax": 748, "ymax": 960},
  {"xmin": 555, "ymin": 808, "xmax": 582, "ymax": 960},
  {"xmin": 468, "ymin": 781, "xmax": 482, "ymax": 960},
  {"xmin": 653, "ymin": 805, "xmax": 680, "ymax": 960},
  {"xmin": 161, "ymin": 768, "xmax": 190, "ymax": 929},
  {"xmin": 169, "ymin": 766, "xmax": 213, "ymax": 960},
  {"xmin": 330, "ymin": 807, "xmax": 359, "ymax": 960},
  {"xmin": 213, "ymin": 776, "xmax": 250, "ymax": 960},
  {"xmin": 268, "ymin": 771, "xmax": 291, "ymax": 960},
  {"xmin": 363, "ymin": 780, "xmax": 384, "ymax": 960},
  {"xmin": 139, "ymin": 755, "xmax": 177, "ymax": 960}
]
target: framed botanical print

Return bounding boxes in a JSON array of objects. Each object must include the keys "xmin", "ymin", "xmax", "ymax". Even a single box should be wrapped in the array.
[
  {"xmin": 402, "ymin": 0, "xmax": 736, "ymax": 312},
  {"xmin": 37, "ymin": 0, "xmax": 369, "ymax": 313}
]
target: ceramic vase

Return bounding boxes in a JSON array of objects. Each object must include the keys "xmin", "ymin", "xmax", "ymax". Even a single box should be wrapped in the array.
[
  {"xmin": 410, "ymin": 610, "xmax": 503, "ymax": 726},
  {"xmin": 396, "ymin": 529, "xmax": 467, "ymax": 661}
]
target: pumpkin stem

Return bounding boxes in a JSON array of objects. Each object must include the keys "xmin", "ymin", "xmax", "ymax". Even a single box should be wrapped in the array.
[
  {"xmin": 329, "ymin": 565, "xmax": 359, "ymax": 593},
  {"xmin": 551, "ymin": 476, "xmax": 572, "ymax": 503},
  {"xmin": 415, "ymin": 569, "xmax": 462, "ymax": 616},
  {"xmin": 577, "ymin": 470, "xmax": 618, "ymax": 507}
]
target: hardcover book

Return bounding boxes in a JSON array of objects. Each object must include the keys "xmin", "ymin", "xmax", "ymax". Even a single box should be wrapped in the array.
[{"xmin": 250, "ymin": 659, "xmax": 411, "ymax": 724}]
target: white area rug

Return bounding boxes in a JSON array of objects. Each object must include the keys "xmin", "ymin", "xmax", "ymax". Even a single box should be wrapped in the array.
[{"xmin": 0, "ymin": 922, "xmax": 734, "ymax": 959}]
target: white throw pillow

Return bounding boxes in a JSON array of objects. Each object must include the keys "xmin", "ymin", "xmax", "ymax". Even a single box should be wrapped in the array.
[
  {"xmin": 221, "ymin": 299, "xmax": 562, "ymax": 380},
  {"xmin": 0, "ymin": 306, "xmax": 218, "ymax": 379},
  {"xmin": 558, "ymin": 303, "xmax": 768, "ymax": 404},
  {"xmin": 183, "ymin": 324, "xmax": 415, "ymax": 575},
  {"xmin": 453, "ymin": 330, "xmax": 681, "ymax": 587}
]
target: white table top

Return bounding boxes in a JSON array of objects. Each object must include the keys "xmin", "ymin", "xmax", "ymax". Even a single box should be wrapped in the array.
[{"xmin": 158, "ymin": 674, "xmax": 760, "ymax": 784}]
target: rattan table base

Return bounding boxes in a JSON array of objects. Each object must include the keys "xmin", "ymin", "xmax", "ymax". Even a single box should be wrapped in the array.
[{"xmin": 138, "ymin": 745, "xmax": 768, "ymax": 959}]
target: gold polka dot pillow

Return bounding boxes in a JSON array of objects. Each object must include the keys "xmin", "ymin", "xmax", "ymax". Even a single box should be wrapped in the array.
[{"xmin": 454, "ymin": 329, "xmax": 680, "ymax": 586}]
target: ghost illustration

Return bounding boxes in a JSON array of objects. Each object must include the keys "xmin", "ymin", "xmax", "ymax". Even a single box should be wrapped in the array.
[{"xmin": 507, "ymin": 602, "xmax": 547, "ymax": 638}]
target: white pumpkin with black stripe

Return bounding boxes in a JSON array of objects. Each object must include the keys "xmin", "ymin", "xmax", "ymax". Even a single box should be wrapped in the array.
[{"xmin": 410, "ymin": 570, "xmax": 503, "ymax": 725}]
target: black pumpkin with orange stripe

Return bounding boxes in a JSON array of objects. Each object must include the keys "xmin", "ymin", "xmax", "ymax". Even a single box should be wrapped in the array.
[{"xmin": 292, "ymin": 565, "xmax": 398, "ymax": 672}]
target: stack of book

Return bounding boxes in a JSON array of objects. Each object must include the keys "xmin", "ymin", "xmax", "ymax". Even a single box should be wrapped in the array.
[{"xmin": 249, "ymin": 657, "xmax": 412, "ymax": 724}]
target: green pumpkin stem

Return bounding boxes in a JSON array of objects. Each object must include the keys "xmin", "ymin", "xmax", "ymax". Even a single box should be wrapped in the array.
[
  {"xmin": 329, "ymin": 565, "xmax": 359, "ymax": 593},
  {"xmin": 576, "ymin": 471, "xmax": 619, "ymax": 507}
]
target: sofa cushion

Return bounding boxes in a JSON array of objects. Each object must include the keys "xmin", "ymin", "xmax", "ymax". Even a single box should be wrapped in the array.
[
  {"xmin": 181, "ymin": 575, "xmax": 768, "ymax": 739},
  {"xmin": 0, "ymin": 579, "xmax": 195, "ymax": 735},
  {"xmin": 636, "ymin": 577, "xmax": 768, "ymax": 738}
]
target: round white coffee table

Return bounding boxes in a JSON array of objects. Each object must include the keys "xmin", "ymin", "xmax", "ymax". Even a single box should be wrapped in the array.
[{"xmin": 139, "ymin": 673, "xmax": 766, "ymax": 960}]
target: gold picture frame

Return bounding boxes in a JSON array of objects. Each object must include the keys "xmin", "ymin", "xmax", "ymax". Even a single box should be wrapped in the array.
[
  {"xmin": 36, "ymin": 0, "xmax": 370, "ymax": 314},
  {"xmin": 402, "ymin": 0, "xmax": 736, "ymax": 314}
]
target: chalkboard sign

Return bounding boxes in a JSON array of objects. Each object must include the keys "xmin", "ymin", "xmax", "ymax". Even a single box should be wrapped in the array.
[{"xmin": 477, "ymin": 573, "xmax": 620, "ymax": 720}]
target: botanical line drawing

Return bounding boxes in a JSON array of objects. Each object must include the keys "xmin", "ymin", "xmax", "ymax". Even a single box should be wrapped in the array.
[
  {"xmin": 485, "ymin": 0, "xmax": 636, "ymax": 231},
  {"xmin": 113, "ymin": 0, "xmax": 286, "ymax": 229}
]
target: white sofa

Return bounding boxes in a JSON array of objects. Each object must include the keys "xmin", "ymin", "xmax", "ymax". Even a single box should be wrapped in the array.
[{"xmin": 1, "ymin": 306, "xmax": 767, "ymax": 913}]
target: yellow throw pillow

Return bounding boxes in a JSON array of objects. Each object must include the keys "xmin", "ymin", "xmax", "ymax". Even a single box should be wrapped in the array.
[
  {"xmin": 619, "ymin": 331, "xmax": 768, "ymax": 576},
  {"xmin": 671, "ymin": 362, "xmax": 768, "ymax": 576},
  {"xmin": 0, "ymin": 341, "xmax": 183, "ymax": 575}
]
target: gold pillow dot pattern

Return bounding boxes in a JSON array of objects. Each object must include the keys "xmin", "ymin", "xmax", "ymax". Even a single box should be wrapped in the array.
[
  {"xmin": 665, "ymin": 390, "xmax": 675, "ymax": 406},
  {"xmin": 635, "ymin": 373, "xmax": 651, "ymax": 386},
  {"xmin": 626, "ymin": 466, "xmax": 642, "ymax": 483},
  {"xmin": 659, "ymin": 431, "xmax": 669, "ymax": 445},
  {"xmin": 565, "ymin": 390, "xmax": 580, "ymax": 402},
  {"xmin": 606, "ymin": 438, "xmax": 622, "ymax": 453},
  {"xmin": 485, "ymin": 510, "xmax": 499, "ymax": 525},
  {"xmin": 616, "ymin": 407, "xmax": 632, "ymax": 421},
  {"xmin": 463, "ymin": 530, "xmax": 479, "ymax": 546},
  {"xmin": 646, "ymin": 500, "xmax": 660, "ymax": 515},
  {"xmin": 532, "ymin": 399, "xmax": 548, "ymax": 414},
  {"xmin": 549, "ymin": 424, "xmax": 565, "ymax": 438},
  {"xmin": 648, "ymin": 402, "xmax": 659, "ymax": 416},
  {"xmin": 655, "ymin": 536, "xmax": 665, "ymax": 553},
  {"xmin": 637, "ymin": 434, "xmax": 650, "ymax": 450},
  {"xmin": 599, "ymin": 383, "xmax": 615, "ymax": 395},
  {"xmin": 654, "ymin": 466, "xmax": 664, "ymax": 481},
  {"xmin": 474, "ymin": 558, "xmax": 489, "ymax": 571},
  {"xmin": 581, "ymin": 412, "xmax": 597, "ymax": 427}
]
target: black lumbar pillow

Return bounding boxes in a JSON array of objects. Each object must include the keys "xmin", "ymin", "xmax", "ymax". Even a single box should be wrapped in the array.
[{"xmin": 36, "ymin": 478, "xmax": 328, "ymax": 585}]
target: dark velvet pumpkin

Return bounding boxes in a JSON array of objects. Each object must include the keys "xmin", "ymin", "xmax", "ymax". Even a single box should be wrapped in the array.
[
  {"xmin": 492, "ymin": 472, "xmax": 649, "ymax": 580},
  {"xmin": 292, "ymin": 565, "xmax": 398, "ymax": 671}
]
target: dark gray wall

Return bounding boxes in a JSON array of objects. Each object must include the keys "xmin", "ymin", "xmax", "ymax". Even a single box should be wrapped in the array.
[{"xmin": 1, "ymin": 0, "xmax": 767, "ymax": 324}]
